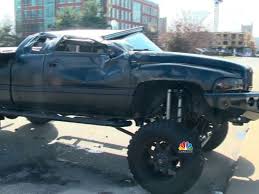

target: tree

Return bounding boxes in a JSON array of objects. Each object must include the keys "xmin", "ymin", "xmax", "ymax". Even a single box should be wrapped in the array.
[
  {"xmin": 80, "ymin": 0, "xmax": 108, "ymax": 29},
  {"xmin": 55, "ymin": 0, "xmax": 108, "ymax": 30},
  {"xmin": 0, "ymin": 23, "xmax": 20, "ymax": 47},
  {"xmin": 161, "ymin": 13, "xmax": 213, "ymax": 53},
  {"xmin": 55, "ymin": 7, "xmax": 81, "ymax": 30}
]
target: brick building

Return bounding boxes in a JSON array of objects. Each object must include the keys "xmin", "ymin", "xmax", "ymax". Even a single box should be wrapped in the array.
[
  {"xmin": 213, "ymin": 32, "xmax": 255, "ymax": 50},
  {"xmin": 15, "ymin": 0, "xmax": 159, "ymax": 37}
]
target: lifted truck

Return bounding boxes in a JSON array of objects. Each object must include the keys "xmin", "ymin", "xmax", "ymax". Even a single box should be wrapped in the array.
[{"xmin": 0, "ymin": 27, "xmax": 259, "ymax": 194}]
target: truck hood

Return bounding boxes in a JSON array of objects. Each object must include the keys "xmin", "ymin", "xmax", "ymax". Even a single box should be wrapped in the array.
[{"xmin": 130, "ymin": 51, "xmax": 251, "ymax": 73}]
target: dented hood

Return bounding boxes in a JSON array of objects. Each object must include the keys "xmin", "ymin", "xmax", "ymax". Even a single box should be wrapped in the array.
[{"xmin": 130, "ymin": 51, "xmax": 251, "ymax": 73}]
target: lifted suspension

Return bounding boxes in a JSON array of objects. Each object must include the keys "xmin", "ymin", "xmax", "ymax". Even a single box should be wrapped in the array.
[
  {"xmin": 177, "ymin": 90, "xmax": 183, "ymax": 123},
  {"xmin": 166, "ymin": 89, "xmax": 172, "ymax": 120},
  {"xmin": 166, "ymin": 89, "xmax": 183, "ymax": 123}
]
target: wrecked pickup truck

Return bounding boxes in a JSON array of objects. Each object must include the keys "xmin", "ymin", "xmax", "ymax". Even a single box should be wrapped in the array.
[{"xmin": 0, "ymin": 27, "xmax": 259, "ymax": 194}]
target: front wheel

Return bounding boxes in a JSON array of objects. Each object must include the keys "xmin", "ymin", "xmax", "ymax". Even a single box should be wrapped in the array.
[
  {"xmin": 128, "ymin": 120, "xmax": 204, "ymax": 194},
  {"xmin": 27, "ymin": 117, "xmax": 51, "ymax": 125},
  {"xmin": 202, "ymin": 122, "xmax": 229, "ymax": 152}
]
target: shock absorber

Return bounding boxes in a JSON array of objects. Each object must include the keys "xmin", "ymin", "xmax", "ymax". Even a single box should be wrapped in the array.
[
  {"xmin": 177, "ymin": 90, "xmax": 183, "ymax": 123},
  {"xmin": 166, "ymin": 89, "xmax": 183, "ymax": 123},
  {"xmin": 166, "ymin": 89, "xmax": 172, "ymax": 120}
]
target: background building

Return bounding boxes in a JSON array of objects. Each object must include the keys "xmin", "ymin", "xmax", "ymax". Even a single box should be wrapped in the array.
[
  {"xmin": 255, "ymin": 37, "xmax": 259, "ymax": 52},
  {"xmin": 241, "ymin": 24, "xmax": 253, "ymax": 34},
  {"xmin": 213, "ymin": 32, "xmax": 254, "ymax": 49},
  {"xmin": 15, "ymin": 0, "xmax": 159, "ymax": 37},
  {"xmin": 158, "ymin": 17, "xmax": 167, "ymax": 35},
  {"xmin": 212, "ymin": 31, "xmax": 256, "ymax": 56},
  {"xmin": 107, "ymin": 0, "xmax": 159, "ymax": 31}
]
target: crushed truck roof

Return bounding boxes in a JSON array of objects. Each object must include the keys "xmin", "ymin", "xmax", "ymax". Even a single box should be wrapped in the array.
[{"xmin": 44, "ymin": 27, "xmax": 144, "ymax": 41}]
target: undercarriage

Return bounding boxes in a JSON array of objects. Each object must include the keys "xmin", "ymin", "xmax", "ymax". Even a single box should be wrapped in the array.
[{"xmin": 0, "ymin": 88, "xmax": 258, "ymax": 194}]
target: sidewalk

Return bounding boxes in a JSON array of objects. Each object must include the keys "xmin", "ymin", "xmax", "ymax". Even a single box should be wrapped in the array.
[{"xmin": 226, "ymin": 120, "xmax": 259, "ymax": 194}]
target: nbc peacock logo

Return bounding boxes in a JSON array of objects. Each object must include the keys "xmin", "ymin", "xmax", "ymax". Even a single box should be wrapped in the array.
[{"xmin": 178, "ymin": 141, "xmax": 193, "ymax": 153}]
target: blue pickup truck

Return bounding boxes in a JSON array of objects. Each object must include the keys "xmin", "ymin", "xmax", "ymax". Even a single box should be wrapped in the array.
[{"xmin": 0, "ymin": 27, "xmax": 259, "ymax": 194}]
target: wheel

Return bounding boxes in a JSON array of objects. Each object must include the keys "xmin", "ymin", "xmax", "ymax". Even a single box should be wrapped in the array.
[
  {"xmin": 128, "ymin": 120, "xmax": 204, "ymax": 194},
  {"xmin": 27, "ymin": 117, "xmax": 51, "ymax": 125},
  {"xmin": 202, "ymin": 122, "xmax": 228, "ymax": 152}
]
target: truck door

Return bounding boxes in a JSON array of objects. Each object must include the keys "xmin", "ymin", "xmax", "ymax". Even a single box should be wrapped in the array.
[
  {"xmin": 43, "ymin": 38, "xmax": 132, "ymax": 116},
  {"xmin": 11, "ymin": 35, "xmax": 55, "ymax": 109}
]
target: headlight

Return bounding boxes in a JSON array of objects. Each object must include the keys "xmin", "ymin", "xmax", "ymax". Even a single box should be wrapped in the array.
[{"xmin": 214, "ymin": 78, "xmax": 244, "ymax": 92}]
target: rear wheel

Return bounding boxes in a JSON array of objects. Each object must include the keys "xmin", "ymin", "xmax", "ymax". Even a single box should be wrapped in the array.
[
  {"xmin": 128, "ymin": 120, "xmax": 204, "ymax": 194},
  {"xmin": 27, "ymin": 117, "xmax": 51, "ymax": 125}
]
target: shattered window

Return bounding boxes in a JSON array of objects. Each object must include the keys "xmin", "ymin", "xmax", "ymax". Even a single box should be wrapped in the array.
[
  {"xmin": 30, "ymin": 36, "xmax": 56, "ymax": 53},
  {"xmin": 56, "ymin": 39, "xmax": 106, "ymax": 54}
]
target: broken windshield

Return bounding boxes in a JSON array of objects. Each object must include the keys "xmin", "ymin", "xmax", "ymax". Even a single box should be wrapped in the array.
[{"xmin": 113, "ymin": 32, "xmax": 162, "ymax": 52}]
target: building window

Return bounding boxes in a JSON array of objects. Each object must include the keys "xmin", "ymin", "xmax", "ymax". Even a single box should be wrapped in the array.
[
  {"xmin": 112, "ymin": 8, "xmax": 115, "ymax": 18},
  {"xmin": 116, "ymin": 9, "xmax": 119, "ymax": 19},
  {"xmin": 124, "ymin": 10, "xmax": 126, "ymax": 20},
  {"xmin": 120, "ymin": 10, "xmax": 123, "ymax": 20},
  {"xmin": 109, "ymin": 8, "xmax": 112, "ymax": 17},
  {"xmin": 132, "ymin": 2, "xmax": 141, "ymax": 23},
  {"xmin": 223, "ymin": 41, "xmax": 228, "ymax": 45},
  {"xmin": 119, "ymin": 10, "xmax": 121, "ymax": 19},
  {"xmin": 153, "ymin": 8, "xmax": 158, "ymax": 16}
]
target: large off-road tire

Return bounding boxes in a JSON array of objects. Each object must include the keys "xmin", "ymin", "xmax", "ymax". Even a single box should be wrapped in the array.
[
  {"xmin": 27, "ymin": 117, "xmax": 51, "ymax": 125},
  {"xmin": 203, "ymin": 122, "xmax": 229, "ymax": 152},
  {"xmin": 128, "ymin": 120, "xmax": 204, "ymax": 194}
]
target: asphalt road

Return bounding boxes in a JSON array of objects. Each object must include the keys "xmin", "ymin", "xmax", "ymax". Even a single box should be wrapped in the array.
[
  {"xmin": 226, "ymin": 57, "xmax": 259, "ymax": 194},
  {"xmin": 0, "ymin": 57, "xmax": 257, "ymax": 194}
]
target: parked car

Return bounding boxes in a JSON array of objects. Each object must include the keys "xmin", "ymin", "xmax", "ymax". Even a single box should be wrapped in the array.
[
  {"xmin": 1, "ymin": 27, "xmax": 259, "ymax": 194},
  {"xmin": 195, "ymin": 48, "xmax": 219, "ymax": 56}
]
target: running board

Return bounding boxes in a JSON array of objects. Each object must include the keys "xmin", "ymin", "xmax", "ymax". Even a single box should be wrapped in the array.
[{"xmin": 0, "ymin": 109, "xmax": 132, "ymax": 127}]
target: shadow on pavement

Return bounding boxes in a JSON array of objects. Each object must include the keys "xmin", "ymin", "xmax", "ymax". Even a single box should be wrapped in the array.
[
  {"xmin": 0, "ymin": 123, "xmax": 255, "ymax": 194},
  {"xmin": 186, "ymin": 152, "xmax": 246, "ymax": 194},
  {"xmin": 0, "ymin": 123, "xmax": 58, "ymax": 175},
  {"xmin": 226, "ymin": 156, "xmax": 258, "ymax": 194}
]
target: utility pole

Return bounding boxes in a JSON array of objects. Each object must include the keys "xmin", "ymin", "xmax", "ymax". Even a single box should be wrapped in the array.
[{"xmin": 213, "ymin": 0, "xmax": 223, "ymax": 32}]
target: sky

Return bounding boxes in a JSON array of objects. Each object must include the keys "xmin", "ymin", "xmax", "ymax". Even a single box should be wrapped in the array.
[
  {"xmin": 158, "ymin": 0, "xmax": 259, "ymax": 36},
  {"xmin": 0, "ymin": 0, "xmax": 259, "ymax": 36},
  {"xmin": 0, "ymin": 0, "xmax": 14, "ymax": 24}
]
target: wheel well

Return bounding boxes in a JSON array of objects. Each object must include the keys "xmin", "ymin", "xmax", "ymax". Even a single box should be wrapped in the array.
[{"xmin": 131, "ymin": 81, "xmax": 205, "ymax": 119}]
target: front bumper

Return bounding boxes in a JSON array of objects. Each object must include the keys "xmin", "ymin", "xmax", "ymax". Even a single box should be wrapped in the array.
[{"xmin": 205, "ymin": 92, "xmax": 259, "ymax": 121}]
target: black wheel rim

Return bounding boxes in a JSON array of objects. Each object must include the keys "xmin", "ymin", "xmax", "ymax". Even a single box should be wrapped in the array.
[{"xmin": 144, "ymin": 139, "xmax": 183, "ymax": 177}]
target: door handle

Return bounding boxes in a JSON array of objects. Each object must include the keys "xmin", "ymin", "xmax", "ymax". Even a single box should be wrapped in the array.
[{"xmin": 49, "ymin": 63, "xmax": 57, "ymax": 67}]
